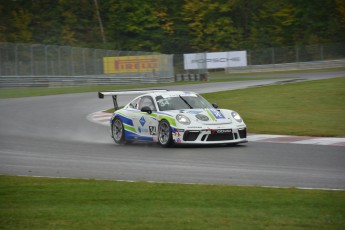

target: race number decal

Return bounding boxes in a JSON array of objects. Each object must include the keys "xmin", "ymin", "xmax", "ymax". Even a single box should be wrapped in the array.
[
  {"xmin": 209, "ymin": 108, "xmax": 225, "ymax": 119},
  {"xmin": 149, "ymin": 126, "xmax": 157, "ymax": 135}
]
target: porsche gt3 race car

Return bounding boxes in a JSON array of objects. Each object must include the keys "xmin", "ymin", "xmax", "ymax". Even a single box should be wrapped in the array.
[{"xmin": 98, "ymin": 90, "xmax": 247, "ymax": 147}]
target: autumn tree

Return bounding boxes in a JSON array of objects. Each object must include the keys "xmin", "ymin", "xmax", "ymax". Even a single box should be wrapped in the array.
[
  {"xmin": 182, "ymin": 0, "xmax": 241, "ymax": 52},
  {"xmin": 103, "ymin": 0, "xmax": 163, "ymax": 51},
  {"xmin": 249, "ymin": 0, "xmax": 297, "ymax": 48},
  {"xmin": 0, "ymin": 0, "xmax": 343, "ymax": 53}
]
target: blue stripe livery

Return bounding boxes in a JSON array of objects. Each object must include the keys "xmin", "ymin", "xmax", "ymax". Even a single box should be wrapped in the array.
[
  {"xmin": 115, "ymin": 113, "xmax": 134, "ymax": 126},
  {"xmin": 125, "ymin": 130, "xmax": 153, "ymax": 142}
]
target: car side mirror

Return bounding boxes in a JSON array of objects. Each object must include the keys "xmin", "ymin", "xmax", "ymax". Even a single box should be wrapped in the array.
[
  {"xmin": 212, "ymin": 103, "xmax": 218, "ymax": 109},
  {"xmin": 141, "ymin": 106, "xmax": 152, "ymax": 114}
]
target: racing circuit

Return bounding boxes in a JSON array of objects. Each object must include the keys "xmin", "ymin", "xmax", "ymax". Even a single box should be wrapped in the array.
[{"xmin": 1, "ymin": 71, "xmax": 345, "ymax": 190}]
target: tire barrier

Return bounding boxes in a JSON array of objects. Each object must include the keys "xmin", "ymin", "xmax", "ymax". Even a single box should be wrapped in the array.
[{"xmin": 174, "ymin": 73, "xmax": 208, "ymax": 82}]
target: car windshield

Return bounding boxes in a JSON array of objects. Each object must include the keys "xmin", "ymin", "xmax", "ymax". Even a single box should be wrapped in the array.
[{"xmin": 156, "ymin": 94, "xmax": 213, "ymax": 111}]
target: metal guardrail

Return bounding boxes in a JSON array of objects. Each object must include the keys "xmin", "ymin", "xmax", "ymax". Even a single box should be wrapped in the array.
[
  {"xmin": 0, "ymin": 75, "xmax": 174, "ymax": 88},
  {"xmin": 225, "ymin": 59, "xmax": 345, "ymax": 73}
]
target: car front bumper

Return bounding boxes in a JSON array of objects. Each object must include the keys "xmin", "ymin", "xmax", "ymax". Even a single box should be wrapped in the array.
[{"xmin": 172, "ymin": 127, "xmax": 247, "ymax": 145}]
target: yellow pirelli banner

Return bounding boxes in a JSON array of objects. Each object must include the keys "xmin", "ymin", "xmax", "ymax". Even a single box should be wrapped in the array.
[{"xmin": 103, "ymin": 55, "xmax": 167, "ymax": 74}]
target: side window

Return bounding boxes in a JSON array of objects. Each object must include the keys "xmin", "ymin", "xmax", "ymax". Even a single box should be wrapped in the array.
[
  {"xmin": 128, "ymin": 98, "xmax": 140, "ymax": 109},
  {"xmin": 139, "ymin": 96, "xmax": 156, "ymax": 111}
]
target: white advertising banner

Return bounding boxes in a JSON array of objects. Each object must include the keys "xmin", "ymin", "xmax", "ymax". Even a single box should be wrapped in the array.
[{"xmin": 184, "ymin": 51, "xmax": 247, "ymax": 70}]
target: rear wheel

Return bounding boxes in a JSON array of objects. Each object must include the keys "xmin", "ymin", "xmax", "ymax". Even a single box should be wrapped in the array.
[
  {"xmin": 112, "ymin": 117, "xmax": 126, "ymax": 144},
  {"xmin": 158, "ymin": 120, "xmax": 173, "ymax": 147}
]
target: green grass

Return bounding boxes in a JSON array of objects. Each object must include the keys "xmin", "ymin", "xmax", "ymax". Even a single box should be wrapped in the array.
[
  {"xmin": 1, "ymin": 175, "xmax": 344, "ymax": 230},
  {"xmin": 203, "ymin": 77, "xmax": 345, "ymax": 137}
]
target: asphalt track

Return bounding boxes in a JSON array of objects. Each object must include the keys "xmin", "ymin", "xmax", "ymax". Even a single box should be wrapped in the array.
[{"xmin": 1, "ymin": 71, "xmax": 344, "ymax": 190}]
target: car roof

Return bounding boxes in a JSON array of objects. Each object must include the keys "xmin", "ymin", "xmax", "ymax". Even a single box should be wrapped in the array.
[
  {"xmin": 144, "ymin": 91, "xmax": 198, "ymax": 98},
  {"xmin": 98, "ymin": 89, "xmax": 200, "ymax": 110}
]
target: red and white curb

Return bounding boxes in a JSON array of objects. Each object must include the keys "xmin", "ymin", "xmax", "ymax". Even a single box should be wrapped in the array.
[
  {"xmin": 87, "ymin": 111, "xmax": 112, "ymax": 126},
  {"xmin": 87, "ymin": 111, "xmax": 345, "ymax": 147},
  {"xmin": 248, "ymin": 134, "xmax": 345, "ymax": 147}
]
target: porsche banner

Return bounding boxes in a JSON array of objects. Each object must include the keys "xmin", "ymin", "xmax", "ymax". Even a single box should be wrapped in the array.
[
  {"xmin": 103, "ymin": 55, "xmax": 166, "ymax": 74},
  {"xmin": 184, "ymin": 51, "xmax": 247, "ymax": 70}
]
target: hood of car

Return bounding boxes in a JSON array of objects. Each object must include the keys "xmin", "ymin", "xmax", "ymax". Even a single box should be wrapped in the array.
[{"xmin": 176, "ymin": 108, "xmax": 233, "ymax": 125}]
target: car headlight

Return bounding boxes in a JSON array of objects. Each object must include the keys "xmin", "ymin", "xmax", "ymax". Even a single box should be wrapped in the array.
[
  {"xmin": 176, "ymin": 114, "xmax": 191, "ymax": 125},
  {"xmin": 231, "ymin": 111, "xmax": 243, "ymax": 123}
]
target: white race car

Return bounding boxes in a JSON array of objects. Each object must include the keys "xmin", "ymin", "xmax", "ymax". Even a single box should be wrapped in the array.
[{"xmin": 98, "ymin": 90, "xmax": 247, "ymax": 147}]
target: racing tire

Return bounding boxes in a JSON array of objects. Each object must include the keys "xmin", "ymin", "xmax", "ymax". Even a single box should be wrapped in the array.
[
  {"xmin": 112, "ymin": 117, "xmax": 126, "ymax": 144},
  {"xmin": 158, "ymin": 120, "xmax": 173, "ymax": 147}
]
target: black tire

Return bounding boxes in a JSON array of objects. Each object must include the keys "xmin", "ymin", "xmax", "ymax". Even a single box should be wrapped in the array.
[
  {"xmin": 158, "ymin": 120, "xmax": 173, "ymax": 147},
  {"xmin": 112, "ymin": 117, "xmax": 126, "ymax": 144}
]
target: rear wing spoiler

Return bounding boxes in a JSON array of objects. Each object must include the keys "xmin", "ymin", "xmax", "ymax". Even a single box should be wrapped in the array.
[{"xmin": 98, "ymin": 89, "xmax": 168, "ymax": 110}]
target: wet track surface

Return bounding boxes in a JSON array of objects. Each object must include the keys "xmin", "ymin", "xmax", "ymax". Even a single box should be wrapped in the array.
[{"xmin": 1, "ymin": 71, "xmax": 345, "ymax": 189}]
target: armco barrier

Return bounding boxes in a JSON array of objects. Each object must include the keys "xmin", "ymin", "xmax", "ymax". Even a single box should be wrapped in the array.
[
  {"xmin": 0, "ymin": 75, "xmax": 174, "ymax": 88},
  {"xmin": 226, "ymin": 59, "xmax": 345, "ymax": 73}
]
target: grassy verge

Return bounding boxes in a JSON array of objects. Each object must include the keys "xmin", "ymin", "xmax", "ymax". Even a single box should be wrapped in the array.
[
  {"xmin": 1, "ymin": 175, "xmax": 344, "ymax": 230},
  {"xmin": 203, "ymin": 77, "xmax": 345, "ymax": 137}
]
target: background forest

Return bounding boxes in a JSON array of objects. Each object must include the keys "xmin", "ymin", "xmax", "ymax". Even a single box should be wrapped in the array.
[{"xmin": 1, "ymin": 0, "xmax": 344, "ymax": 54}]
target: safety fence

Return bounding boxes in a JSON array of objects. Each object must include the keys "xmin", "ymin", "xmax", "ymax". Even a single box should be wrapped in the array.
[
  {"xmin": 248, "ymin": 43, "xmax": 345, "ymax": 65},
  {"xmin": 174, "ymin": 43, "xmax": 345, "ymax": 74},
  {"xmin": 0, "ymin": 42, "xmax": 344, "ymax": 87},
  {"xmin": 0, "ymin": 43, "xmax": 174, "ymax": 87}
]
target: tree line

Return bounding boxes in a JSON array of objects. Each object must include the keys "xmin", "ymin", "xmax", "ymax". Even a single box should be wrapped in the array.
[{"xmin": 1, "ymin": 0, "xmax": 344, "ymax": 54}]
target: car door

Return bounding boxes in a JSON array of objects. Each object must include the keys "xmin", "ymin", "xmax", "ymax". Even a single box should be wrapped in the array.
[{"xmin": 135, "ymin": 96, "xmax": 159, "ymax": 139}]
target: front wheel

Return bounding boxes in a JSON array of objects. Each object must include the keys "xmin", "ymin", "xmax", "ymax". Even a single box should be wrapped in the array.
[
  {"xmin": 112, "ymin": 117, "xmax": 126, "ymax": 144},
  {"xmin": 158, "ymin": 120, "xmax": 173, "ymax": 147}
]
